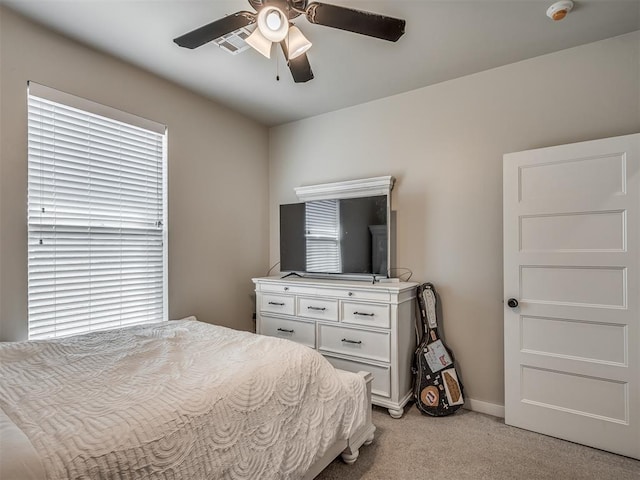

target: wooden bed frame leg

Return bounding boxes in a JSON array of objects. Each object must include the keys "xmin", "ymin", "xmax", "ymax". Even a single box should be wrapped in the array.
[
  {"xmin": 363, "ymin": 432, "xmax": 375, "ymax": 446},
  {"xmin": 340, "ymin": 371, "xmax": 375, "ymax": 465}
]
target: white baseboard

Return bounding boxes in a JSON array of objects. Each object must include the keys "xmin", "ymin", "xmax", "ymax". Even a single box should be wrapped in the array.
[{"xmin": 464, "ymin": 397, "xmax": 505, "ymax": 418}]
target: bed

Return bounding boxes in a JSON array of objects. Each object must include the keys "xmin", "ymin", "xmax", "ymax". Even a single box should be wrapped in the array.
[{"xmin": 0, "ymin": 317, "xmax": 374, "ymax": 479}]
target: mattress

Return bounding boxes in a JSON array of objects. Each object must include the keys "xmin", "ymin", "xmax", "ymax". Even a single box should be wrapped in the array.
[{"xmin": 0, "ymin": 318, "xmax": 367, "ymax": 479}]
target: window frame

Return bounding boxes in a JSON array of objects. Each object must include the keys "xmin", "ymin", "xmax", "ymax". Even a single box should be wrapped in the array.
[{"xmin": 26, "ymin": 82, "xmax": 168, "ymax": 339}]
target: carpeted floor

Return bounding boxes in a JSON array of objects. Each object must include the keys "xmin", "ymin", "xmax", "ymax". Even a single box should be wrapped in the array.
[{"xmin": 315, "ymin": 404, "xmax": 640, "ymax": 480}]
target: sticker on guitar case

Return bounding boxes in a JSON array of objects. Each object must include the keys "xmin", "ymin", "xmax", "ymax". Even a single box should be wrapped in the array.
[
  {"xmin": 442, "ymin": 368, "xmax": 464, "ymax": 406},
  {"xmin": 424, "ymin": 287, "xmax": 438, "ymax": 329},
  {"xmin": 420, "ymin": 386, "xmax": 439, "ymax": 407},
  {"xmin": 423, "ymin": 339, "xmax": 453, "ymax": 373}
]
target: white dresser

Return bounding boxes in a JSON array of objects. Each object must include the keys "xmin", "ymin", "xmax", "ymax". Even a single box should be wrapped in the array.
[{"xmin": 253, "ymin": 276, "xmax": 418, "ymax": 418}]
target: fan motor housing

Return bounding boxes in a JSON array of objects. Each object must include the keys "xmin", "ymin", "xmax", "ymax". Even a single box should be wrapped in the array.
[{"xmin": 249, "ymin": 0, "xmax": 304, "ymax": 20}]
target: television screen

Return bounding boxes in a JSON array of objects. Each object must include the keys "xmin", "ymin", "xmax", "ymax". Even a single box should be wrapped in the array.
[{"xmin": 280, "ymin": 195, "xmax": 388, "ymax": 276}]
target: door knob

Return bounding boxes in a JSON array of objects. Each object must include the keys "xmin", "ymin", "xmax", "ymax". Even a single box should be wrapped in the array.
[{"xmin": 507, "ymin": 298, "xmax": 519, "ymax": 308}]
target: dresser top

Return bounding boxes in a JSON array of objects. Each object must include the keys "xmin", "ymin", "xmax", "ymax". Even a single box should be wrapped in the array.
[{"xmin": 252, "ymin": 276, "xmax": 419, "ymax": 293}]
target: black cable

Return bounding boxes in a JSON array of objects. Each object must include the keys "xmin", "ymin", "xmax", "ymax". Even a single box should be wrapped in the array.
[
  {"xmin": 390, "ymin": 267, "xmax": 413, "ymax": 282},
  {"xmin": 266, "ymin": 261, "xmax": 280, "ymax": 276}
]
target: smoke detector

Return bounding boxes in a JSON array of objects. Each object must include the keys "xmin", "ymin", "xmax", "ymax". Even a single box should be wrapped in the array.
[{"xmin": 547, "ymin": 1, "xmax": 574, "ymax": 21}]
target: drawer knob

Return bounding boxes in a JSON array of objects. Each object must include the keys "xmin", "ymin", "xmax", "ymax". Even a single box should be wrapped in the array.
[
  {"xmin": 353, "ymin": 311, "xmax": 374, "ymax": 317},
  {"xmin": 341, "ymin": 338, "xmax": 362, "ymax": 345},
  {"xmin": 284, "ymin": 287, "xmax": 289, "ymax": 291},
  {"xmin": 307, "ymin": 306, "xmax": 327, "ymax": 311},
  {"xmin": 277, "ymin": 328, "xmax": 294, "ymax": 333},
  {"xmin": 348, "ymin": 292, "xmax": 353, "ymax": 296},
  {"xmin": 268, "ymin": 301, "xmax": 285, "ymax": 306}
]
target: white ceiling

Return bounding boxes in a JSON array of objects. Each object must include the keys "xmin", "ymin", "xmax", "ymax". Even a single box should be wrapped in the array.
[{"xmin": 3, "ymin": 1, "xmax": 639, "ymax": 126}]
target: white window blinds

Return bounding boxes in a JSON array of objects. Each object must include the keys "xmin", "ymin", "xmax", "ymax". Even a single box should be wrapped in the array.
[
  {"xmin": 27, "ymin": 83, "xmax": 167, "ymax": 340},
  {"xmin": 305, "ymin": 200, "xmax": 342, "ymax": 273}
]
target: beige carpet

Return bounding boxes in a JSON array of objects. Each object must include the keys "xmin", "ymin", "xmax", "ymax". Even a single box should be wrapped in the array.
[{"xmin": 316, "ymin": 404, "xmax": 640, "ymax": 480}]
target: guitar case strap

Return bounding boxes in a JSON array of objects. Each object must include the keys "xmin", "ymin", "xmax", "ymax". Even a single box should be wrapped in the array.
[{"xmin": 412, "ymin": 282, "xmax": 465, "ymax": 416}]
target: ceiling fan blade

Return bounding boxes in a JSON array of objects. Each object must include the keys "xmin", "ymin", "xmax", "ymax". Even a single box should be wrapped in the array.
[
  {"xmin": 174, "ymin": 12, "xmax": 255, "ymax": 49},
  {"xmin": 280, "ymin": 42, "xmax": 314, "ymax": 83},
  {"xmin": 289, "ymin": 54, "xmax": 314, "ymax": 83},
  {"xmin": 305, "ymin": 2, "xmax": 405, "ymax": 42}
]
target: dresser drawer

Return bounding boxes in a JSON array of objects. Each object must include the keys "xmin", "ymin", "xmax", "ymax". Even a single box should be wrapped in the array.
[
  {"xmin": 260, "ymin": 294, "xmax": 295, "ymax": 315},
  {"xmin": 259, "ymin": 283, "xmax": 317, "ymax": 296},
  {"xmin": 340, "ymin": 288, "xmax": 391, "ymax": 302},
  {"xmin": 342, "ymin": 302, "xmax": 390, "ymax": 328},
  {"xmin": 260, "ymin": 316, "xmax": 315, "ymax": 348},
  {"xmin": 318, "ymin": 324, "xmax": 390, "ymax": 363},
  {"xmin": 324, "ymin": 355, "xmax": 391, "ymax": 398},
  {"xmin": 298, "ymin": 297, "xmax": 339, "ymax": 321}
]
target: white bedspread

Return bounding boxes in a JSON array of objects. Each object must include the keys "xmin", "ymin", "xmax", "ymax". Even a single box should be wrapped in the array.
[{"xmin": 0, "ymin": 319, "xmax": 367, "ymax": 479}]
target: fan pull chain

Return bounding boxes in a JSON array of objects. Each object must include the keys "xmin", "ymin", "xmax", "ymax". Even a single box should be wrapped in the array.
[{"xmin": 276, "ymin": 47, "xmax": 280, "ymax": 81}]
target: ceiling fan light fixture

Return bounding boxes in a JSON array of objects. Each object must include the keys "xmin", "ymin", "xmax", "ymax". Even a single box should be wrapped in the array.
[
  {"xmin": 174, "ymin": 0, "xmax": 408, "ymax": 83},
  {"xmin": 285, "ymin": 26, "xmax": 312, "ymax": 60},
  {"xmin": 245, "ymin": 26, "xmax": 272, "ymax": 58},
  {"xmin": 257, "ymin": 6, "xmax": 288, "ymax": 42}
]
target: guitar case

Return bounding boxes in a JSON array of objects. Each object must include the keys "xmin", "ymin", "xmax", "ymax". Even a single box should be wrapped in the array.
[{"xmin": 413, "ymin": 282, "xmax": 465, "ymax": 416}]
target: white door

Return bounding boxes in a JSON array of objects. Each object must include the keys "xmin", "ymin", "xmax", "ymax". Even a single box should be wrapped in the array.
[{"xmin": 504, "ymin": 133, "xmax": 640, "ymax": 459}]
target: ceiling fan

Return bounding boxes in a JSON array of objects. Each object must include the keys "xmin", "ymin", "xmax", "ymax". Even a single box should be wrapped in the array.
[{"xmin": 173, "ymin": 0, "xmax": 406, "ymax": 83}]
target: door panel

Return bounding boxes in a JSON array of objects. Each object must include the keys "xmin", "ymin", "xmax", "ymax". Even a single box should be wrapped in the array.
[
  {"xmin": 520, "ymin": 265, "xmax": 626, "ymax": 307},
  {"xmin": 520, "ymin": 315, "xmax": 627, "ymax": 364},
  {"xmin": 519, "ymin": 211, "xmax": 625, "ymax": 252},
  {"xmin": 521, "ymin": 366, "xmax": 628, "ymax": 422},
  {"xmin": 518, "ymin": 152, "xmax": 626, "ymax": 202},
  {"xmin": 504, "ymin": 133, "xmax": 639, "ymax": 459}
]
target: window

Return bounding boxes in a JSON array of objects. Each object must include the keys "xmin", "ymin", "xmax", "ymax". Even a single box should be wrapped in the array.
[
  {"xmin": 27, "ymin": 83, "xmax": 167, "ymax": 339},
  {"xmin": 305, "ymin": 199, "xmax": 342, "ymax": 273}
]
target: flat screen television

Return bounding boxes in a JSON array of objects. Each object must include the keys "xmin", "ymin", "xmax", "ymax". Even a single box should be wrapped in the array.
[{"xmin": 280, "ymin": 195, "xmax": 389, "ymax": 278}]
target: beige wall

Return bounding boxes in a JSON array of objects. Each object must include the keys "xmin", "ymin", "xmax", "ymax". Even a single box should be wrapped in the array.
[
  {"xmin": 0, "ymin": 7, "xmax": 269, "ymax": 341},
  {"xmin": 269, "ymin": 32, "xmax": 640, "ymax": 407}
]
